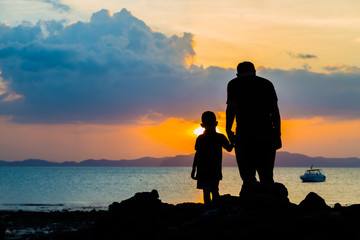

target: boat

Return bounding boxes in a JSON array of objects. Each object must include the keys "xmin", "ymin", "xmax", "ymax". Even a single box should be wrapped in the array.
[{"xmin": 300, "ymin": 166, "xmax": 326, "ymax": 182}]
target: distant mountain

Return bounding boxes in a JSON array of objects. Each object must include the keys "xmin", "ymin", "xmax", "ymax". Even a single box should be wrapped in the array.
[
  {"xmin": 275, "ymin": 152, "xmax": 360, "ymax": 167},
  {"xmin": 0, "ymin": 152, "xmax": 360, "ymax": 167}
]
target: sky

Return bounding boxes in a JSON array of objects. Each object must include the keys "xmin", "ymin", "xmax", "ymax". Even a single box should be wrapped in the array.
[{"xmin": 0, "ymin": 0, "xmax": 360, "ymax": 161}]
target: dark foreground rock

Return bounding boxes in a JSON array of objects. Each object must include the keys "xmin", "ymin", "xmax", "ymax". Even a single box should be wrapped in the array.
[
  {"xmin": 2, "ymin": 184, "xmax": 360, "ymax": 240},
  {"xmin": 0, "ymin": 210, "xmax": 107, "ymax": 240}
]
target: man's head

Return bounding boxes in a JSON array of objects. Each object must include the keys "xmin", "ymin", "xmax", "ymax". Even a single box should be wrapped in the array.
[
  {"xmin": 236, "ymin": 61, "xmax": 256, "ymax": 77},
  {"xmin": 201, "ymin": 111, "xmax": 218, "ymax": 128}
]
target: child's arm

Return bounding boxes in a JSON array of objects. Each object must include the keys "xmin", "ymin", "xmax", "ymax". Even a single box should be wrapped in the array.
[{"xmin": 191, "ymin": 151, "xmax": 199, "ymax": 180}]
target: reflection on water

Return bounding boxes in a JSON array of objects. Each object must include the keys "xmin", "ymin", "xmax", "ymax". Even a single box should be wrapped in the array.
[
  {"xmin": 273, "ymin": 168, "xmax": 360, "ymax": 205},
  {"xmin": 0, "ymin": 167, "xmax": 359, "ymax": 211},
  {"xmin": 223, "ymin": 168, "xmax": 360, "ymax": 205}
]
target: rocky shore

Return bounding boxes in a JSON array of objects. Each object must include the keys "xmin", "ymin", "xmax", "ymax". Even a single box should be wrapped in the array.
[{"xmin": 2, "ymin": 183, "xmax": 360, "ymax": 240}]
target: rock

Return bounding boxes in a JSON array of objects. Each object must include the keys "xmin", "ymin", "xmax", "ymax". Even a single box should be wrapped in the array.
[
  {"xmin": 335, "ymin": 204, "xmax": 360, "ymax": 217},
  {"xmin": 203, "ymin": 208, "xmax": 221, "ymax": 217},
  {"xmin": 109, "ymin": 189, "xmax": 163, "ymax": 215},
  {"xmin": 214, "ymin": 194, "xmax": 241, "ymax": 206},
  {"xmin": 91, "ymin": 189, "xmax": 360, "ymax": 239},
  {"xmin": 334, "ymin": 202, "xmax": 342, "ymax": 210},
  {"xmin": 173, "ymin": 202, "xmax": 204, "ymax": 217},
  {"xmin": 108, "ymin": 201, "xmax": 121, "ymax": 213},
  {"xmin": 4, "ymin": 189, "xmax": 358, "ymax": 240},
  {"xmin": 0, "ymin": 224, "xmax": 5, "ymax": 240},
  {"xmin": 239, "ymin": 182, "xmax": 290, "ymax": 210},
  {"xmin": 299, "ymin": 192, "xmax": 330, "ymax": 211}
]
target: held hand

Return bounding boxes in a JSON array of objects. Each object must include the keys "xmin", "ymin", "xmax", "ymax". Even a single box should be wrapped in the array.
[{"xmin": 227, "ymin": 130, "xmax": 235, "ymax": 145}]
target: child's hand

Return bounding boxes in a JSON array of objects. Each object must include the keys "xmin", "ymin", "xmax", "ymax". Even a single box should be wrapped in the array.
[{"xmin": 191, "ymin": 169, "xmax": 197, "ymax": 180}]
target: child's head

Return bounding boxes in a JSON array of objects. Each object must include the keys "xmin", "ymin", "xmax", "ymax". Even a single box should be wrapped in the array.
[{"xmin": 201, "ymin": 111, "xmax": 218, "ymax": 129}]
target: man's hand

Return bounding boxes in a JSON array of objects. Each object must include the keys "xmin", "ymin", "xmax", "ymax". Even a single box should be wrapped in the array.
[
  {"xmin": 227, "ymin": 130, "xmax": 235, "ymax": 145},
  {"xmin": 226, "ymin": 100, "xmax": 236, "ymax": 145},
  {"xmin": 191, "ymin": 168, "xmax": 197, "ymax": 180},
  {"xmin": 272, "ymin": 133, "xmax": 282, "ymax": 150},
  {"xmin": 273, "ymin": 134, "xmax": 282, "ymax": 150}
]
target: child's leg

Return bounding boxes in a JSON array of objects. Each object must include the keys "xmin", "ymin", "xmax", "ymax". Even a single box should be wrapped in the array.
[
  {"xmin": 211, "ymin": 190, "xmax": 220, "ymax": 202},
  {"xmin": 203, "ymin": 190, "xmax": 211, "ymax": 205}
]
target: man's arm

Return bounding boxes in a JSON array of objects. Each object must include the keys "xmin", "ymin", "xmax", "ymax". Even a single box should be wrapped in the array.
[
  {"xmin": 226, "ymin": 99, "xmax": 237, "ymax": 144},
  {"xmin": 222, "ymin": 135, "xmax": 234, "ymax": 152},
  {"xmin": 270, "ymin": 100, "xmax": 282, "ymax": 149}
]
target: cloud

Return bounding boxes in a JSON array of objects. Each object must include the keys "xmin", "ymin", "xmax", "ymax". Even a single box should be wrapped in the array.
[
  {"xmin": 38, "ymin": 0, "xmax": 71, "ymax": 12},
  {"xmin": 0, "ymin": 9, "xmax": 359, "ymax": 124},
  {"xmin": 259, "ymin": 68, "xmax": 360, "ymax": 119},
  {"xmin": 288, "ymin": 52, "xmax": 317, "ymax": 59},
  {"xmin": 323, "ymin": 64, "xmax": 360, "ymax": 73},
  {"xmin": 0, "ymin": 72, "xmax": 23, "ymax": 103},
  {"xmin": 0, "ymin": 9, "xmax": 232, "ymax": 123}
]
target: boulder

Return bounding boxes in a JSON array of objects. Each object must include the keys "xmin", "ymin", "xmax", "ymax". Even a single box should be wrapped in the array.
[
  {"xmin": 0, "ymin": 224, "xmax": 4, "ymax": 240},
  {"xmin": 299, "ymin": 192, "xmax": 330, "ymax": 211},
  {"xmin": 239, "ymin": 182, "xmax": 290, "ymax": 209},
  {"xmin": 90, "ymin": 189, "xmax": 360, "ymax": 240},
  {"xmin": 108, "ymin": 189, "xmax": 163, "ymax": 215},
  {"xmin": 334, "ymin": 204, "xmax": 360, "ymax": 217}
]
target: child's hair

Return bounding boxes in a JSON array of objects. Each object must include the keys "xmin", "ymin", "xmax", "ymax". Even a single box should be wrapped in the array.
[{"xmin": 201, "ymin": 111, "xmax": 217, "ymax": 126}]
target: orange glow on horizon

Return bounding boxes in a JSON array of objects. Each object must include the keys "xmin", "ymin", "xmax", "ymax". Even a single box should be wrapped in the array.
[
  {"xmin": 145, "ymin": 118, "xmax": 198, "ymax": 153},
  {"xmin": 146, "ymin": 114, "xmax": 360, "ymax": 159},
  {"xmin": 1, "ymin": 114, "xmax": 360, "ymax": 162},
  {"xmin": 145, "ymin": 113, "xmax": 228, "ymax": 153}
]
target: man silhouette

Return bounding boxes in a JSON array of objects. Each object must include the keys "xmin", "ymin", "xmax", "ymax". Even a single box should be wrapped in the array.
[{"xmin": 226, "ymin": 61, "xmax": 281, "ymax": 184}]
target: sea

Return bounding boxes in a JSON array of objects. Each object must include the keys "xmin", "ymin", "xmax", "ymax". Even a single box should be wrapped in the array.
[{"xmin": 0, "ymin": 167, "xmax": 359, "ymax": 211}]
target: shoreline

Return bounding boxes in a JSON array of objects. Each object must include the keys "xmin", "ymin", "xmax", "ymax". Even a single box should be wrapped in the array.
[
  {"xmin": 2, "ymin": 184, "xmax": 360, "ymax": 240},
  {"xmin": 0, "ymin": 204, "xmax": 108, "ymax": 213}
]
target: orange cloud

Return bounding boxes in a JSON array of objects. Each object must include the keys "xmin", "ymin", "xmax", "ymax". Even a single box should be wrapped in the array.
[
  {"xmin": 145, "ymin": 113, "xmax": 231, "ymax": 154},
  {"xmin": 145, "ymin": 118, "xmax": 198, "ymax": 153}
]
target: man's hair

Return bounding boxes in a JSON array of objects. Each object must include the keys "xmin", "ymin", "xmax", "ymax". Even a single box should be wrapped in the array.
[
  {"xmin": 201, "ymin": 111, "xmax": 217, "ymax": 126},
  {"xmin": 237, "ymin": 61, "xmax": 255, "ymax": 74}
]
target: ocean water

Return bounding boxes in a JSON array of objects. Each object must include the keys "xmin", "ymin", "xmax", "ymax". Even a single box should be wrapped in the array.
[{"xmin": 0, "ymin": 167, "xmax": 359, "ymax": 211}]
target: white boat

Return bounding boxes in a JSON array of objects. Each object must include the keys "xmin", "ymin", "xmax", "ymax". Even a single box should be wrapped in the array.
[{"xmin": 300, "ymin": 166, "xmax": 326, "ymax": 182}]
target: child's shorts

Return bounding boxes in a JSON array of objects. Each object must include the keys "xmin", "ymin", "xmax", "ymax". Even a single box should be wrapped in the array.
[{"xmin": 197, "ymin": 180, "xmax": 219, "ymax": 191}]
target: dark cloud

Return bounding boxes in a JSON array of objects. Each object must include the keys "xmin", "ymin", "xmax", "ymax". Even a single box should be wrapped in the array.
[
  {"xmin": 288, "ymin": 52, "xmax": 317, "ymax": 59},
  {"xmin": 0, "ymin": 9, "xmax": 232, "ymax": 123},
  {"xmin": 39, "ymin": 0, "xmax": 71, "ymax": 12},
  {"xmin": 0, "ymin": 9, "xmax": 359, "ymax": 124}
]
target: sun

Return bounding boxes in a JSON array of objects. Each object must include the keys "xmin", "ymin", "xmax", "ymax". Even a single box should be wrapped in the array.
[
  {"xmin": 193, "ymin": 126, "xmax": 221, "ymax": 136},
  {"xmin": 193, "ymin": 126, "xmax": 205, "ymax": 136}
]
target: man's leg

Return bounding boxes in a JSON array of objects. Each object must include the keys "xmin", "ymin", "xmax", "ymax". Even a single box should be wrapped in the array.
[
  {"xmin": 235, "ymin": 145, "xmax": 257, "ymax": 184},
  {"xmin": 211, "ymin": 190, "xmax": 220, "ymax": 202},
  {"xmin": 257, "ymin": 149, "xmax": 276, "ymax": 183}
]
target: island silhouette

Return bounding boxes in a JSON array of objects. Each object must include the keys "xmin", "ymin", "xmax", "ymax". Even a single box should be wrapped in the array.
[{"xmin": 1, "ymin": 152, "xmax": 360, "ymax": 167}]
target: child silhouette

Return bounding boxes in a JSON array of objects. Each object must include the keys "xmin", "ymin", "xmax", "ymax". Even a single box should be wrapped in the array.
[{"xmin": 191, "ymin": 111, "xmax": 234, "ymax": 204}]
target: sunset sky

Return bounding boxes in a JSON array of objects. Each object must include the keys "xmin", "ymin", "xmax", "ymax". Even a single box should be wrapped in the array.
[{"xmin": 1, "ymin": 0, "xmax": 360, "ymax": 161}]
